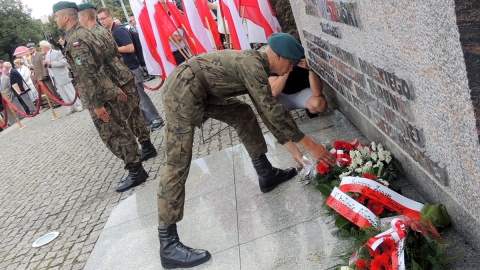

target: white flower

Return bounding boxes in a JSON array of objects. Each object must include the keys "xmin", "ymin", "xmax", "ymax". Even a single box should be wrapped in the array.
[
  {"xmin": 363, "ymin": 161, "xmax": 373, "ymax": 171},
  {"xmin": 371, "ymin": 152, "xmax": 378, "ymax": 161},
  {"xmin": 377, "ymin": 178, "xmax": 389, "ymax": 186},
  {"xmin": 377, "ymin": 143, "xmax": 384, "ymax": 152},
  {"xmin": 355, "ymin": 156, "xmax": 363, "ymax": 166},
  {"xmin": 378, "ymin": 151, "xmax": 385, "ymax": 161},
  {"xmin": 341, "ymin": 267, "xmax": 354, "ymax": 270},
  {"xmin": 371, "ymin": 141, "xmax": 377, "ymax": 151},
  {"xmin": 349, "ymin": 160, "xmax": 357, "ymax": 169},
  {"xmin": 381, "ymin": 151, "xmax": 392, "ymax": 164},
  {"xmin": 339, "ymin": 171, "xmax": 351, "ymax": 179},
  {"xmin": 359, "ymin": 146, "xmax": 370, "ymax": 157},
  {"xmin": 355, "ymin": 168, "xmax": 363, "ymax": 173}
]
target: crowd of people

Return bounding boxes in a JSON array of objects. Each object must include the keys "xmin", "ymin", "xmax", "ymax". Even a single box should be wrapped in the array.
[{"xmin": 3, "ymin": 0, "xmax": 333, "ymax": 268}]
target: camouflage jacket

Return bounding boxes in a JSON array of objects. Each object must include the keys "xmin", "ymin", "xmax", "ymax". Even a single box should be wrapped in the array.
[
  {"xmin": 178, "ymin": 49, "xmax": 305, "ymax": 143},
  {"xmin": 64, "ymin": 22, "xmax": 118, "ymax": 109},
  {"xmin": 91, "ymin": 24, "xmax": 134, "ymax": 88}
]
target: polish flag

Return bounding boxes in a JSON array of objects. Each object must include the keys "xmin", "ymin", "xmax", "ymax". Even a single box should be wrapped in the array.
[
  {"xmin": 182, "ymin": 0, "xmax": 220, "ymax": 52},
  {"xmin": 219, "ymin": 0, "xmax": 250, "ymax": 50},
  {"xmin": 165, "ymin": 0, "xmax": 207, "ymax": 55},
  {"xmin": 129, "ymin": 0, "xmax": 164, "ymax": 76},
  {"xmin": 237, "ymin": 0, "xmax": 281, "ymax": 42},
  {"xmin": 258, "ymin": 0, "xmax": 282, "ymax": 33},
  {"xmin": 149, "ymin": 0, "xmax": 178, "ymax": 74}
]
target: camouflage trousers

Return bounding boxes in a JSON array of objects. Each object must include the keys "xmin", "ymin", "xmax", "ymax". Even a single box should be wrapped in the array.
[
  {"xmin": 157, "ymin": 67, "xmax": 269, "ymax": 227},
  {"xmin": 89, "ymin": 98, "xmax": 141, "ymax": 169},
  {"xmin": 118, "ymin": 79, "xmax": 150, "ymax": 143}
]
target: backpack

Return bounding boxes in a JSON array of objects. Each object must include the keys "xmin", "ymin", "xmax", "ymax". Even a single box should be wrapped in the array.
[{"xmin": 128, "ymin": 28, "xmax": 146, "ymax": 67}]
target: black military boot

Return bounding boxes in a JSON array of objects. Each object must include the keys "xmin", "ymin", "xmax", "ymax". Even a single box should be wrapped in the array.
[
  {"xmin": 116, "ymin": 163, "xmax": 148, "ymax": 193},
  {"xmin": 252, "ymin": 154, "xmax": 297, "ymax": 193},
  {"xmin": 158, "ymin": 224, "xmax": 211, "ymax": 269},
  {"xmin": 140, "ymin": 140, "xmax": 157, "ymax": 162}
]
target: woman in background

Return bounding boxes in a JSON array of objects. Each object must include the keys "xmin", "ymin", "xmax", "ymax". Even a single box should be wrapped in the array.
[{"xmin": 14, "ymin": 58, "xmax": 39, "ymax": 104}]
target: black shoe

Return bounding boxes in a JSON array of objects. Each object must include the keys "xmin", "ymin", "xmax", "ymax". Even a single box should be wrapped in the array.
[
  {"xmin": 116, "ymin": 164, "xmax": 148, "ymax": 192},
  {"xmin": 252, "ymin": 154, "xmax": 297, "ymax": 193},
  {"xmin": 140, "ymin": 140, "xmax": 157, "ymax": 162},
  {"xmin": 158, "ymin": 224, "xmax": 211, "ymax": 269}
]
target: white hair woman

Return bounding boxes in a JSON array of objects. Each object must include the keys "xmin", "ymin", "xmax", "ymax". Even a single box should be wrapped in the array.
[{"xmin": 13, "ymin": 58, "xmax": 39, "ymax": 103}]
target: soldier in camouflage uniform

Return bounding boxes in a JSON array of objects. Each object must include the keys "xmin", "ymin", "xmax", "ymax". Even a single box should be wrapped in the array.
[
  {"xmin": 53, "ymin": 1, "xmax": 148, "ymax": 193},
  {"xmin": 156, "ymin": 33, "xmax": 337, "ymax": 268},
  {"xmin": 77, "ymin": 3, "xmax": 157, "ymax": 192}
]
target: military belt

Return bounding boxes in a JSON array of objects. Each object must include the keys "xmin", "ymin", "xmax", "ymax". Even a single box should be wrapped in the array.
[{"xmin": 188, "ymin": 57, "xmax": 209, "ymax": 92}]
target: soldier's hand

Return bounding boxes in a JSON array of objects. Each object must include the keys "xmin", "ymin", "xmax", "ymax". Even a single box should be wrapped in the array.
[
  {"xmin": 117, "ymin": 91, "xmax": 128, "ymax": 103},
  {"xmin": 309, "ymin": 143, "xmax": 336, "ymax": 166},
  {"xmin": 94, "ymin": 107, "xmax": 110, "ymax": 122}
]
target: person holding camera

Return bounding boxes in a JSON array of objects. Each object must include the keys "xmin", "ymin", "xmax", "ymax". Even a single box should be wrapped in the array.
[
  {"xmin": 28, "ymin": 43, "xmax": 63, "ymax": 107},
  {"xmin": 40, "ymin": 40, "xmax": 83, "ymax": 115}
]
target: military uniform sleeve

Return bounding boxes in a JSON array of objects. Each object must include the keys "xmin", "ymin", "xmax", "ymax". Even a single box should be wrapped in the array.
[
  {"xmin": 239, "ymin": 52, "xmax": 305, "ymax": 143},
  {"xmin": 68, "ymin": 37, "xmax": 116, "ymax": 109}
]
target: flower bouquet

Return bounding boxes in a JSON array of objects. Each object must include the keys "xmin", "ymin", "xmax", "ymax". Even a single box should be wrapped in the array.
[{"xmin": 299, "ymin": 139, "xmax": 451, "ymax": 269}]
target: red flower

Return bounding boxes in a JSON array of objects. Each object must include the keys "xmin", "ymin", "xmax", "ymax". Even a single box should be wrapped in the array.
[
  {"xmin": 356, "ymin": 258, "xmax": 368, "ymax": 270},
  {"xmin": 316, "ymin": 162, "xmax": 330, "ymax": 174},
  {"xmin": 370, "ymin": 253, "xmax": 390, "ymax": 270},
  {"xmin": 367, "ymin": 199, "xmax": 385, "ymax": 215},
  {"xmin": 333, "ymin": 140, "xmax": 344, "ymax": 150},
  {"xmin": 353, "ymin": 194, "xmax": 367, "ymax": 204},
  {"xmin": 333, "ymin": 140, "xmax": 355, "ymax": 152},
  {"xmin": 342, "ymin": 141, "xmax": 355, "ymax": 151},
  {"xmin": 362, "ymin": 173, "xmax": 376, "ymax": 180},
  {"xmin": 338, "ymin": 154, "xmax": 352, "ymax": 166},
  {"xmin": 379, "ymin": 238, "xmax": 396, "ymax": 255}
]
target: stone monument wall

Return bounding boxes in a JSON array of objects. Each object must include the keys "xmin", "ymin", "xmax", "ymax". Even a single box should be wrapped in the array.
[{"xmin": 289, "ymin": 0, "xmax": 480, "ymax": 249}]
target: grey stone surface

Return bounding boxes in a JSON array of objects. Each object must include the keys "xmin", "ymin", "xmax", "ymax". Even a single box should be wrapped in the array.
[
  {"xmin": 290, "ymin": 0, "xmax": 480, "ymax": 250},
  {"xmin": 1, "ymin": 76, "xmax": 477, "ymax": 269}
]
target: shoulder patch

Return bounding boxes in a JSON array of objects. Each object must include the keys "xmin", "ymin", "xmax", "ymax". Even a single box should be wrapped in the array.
[
  {"xmin": 75, "ymin": 57, "xmax": 82, "ymax": 65},
  {"xmin": 73, "ymin": 41, "xmax": 80, "ymax": 47}
]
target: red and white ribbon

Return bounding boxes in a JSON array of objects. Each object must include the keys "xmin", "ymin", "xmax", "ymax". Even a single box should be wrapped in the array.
[
  {"xmin": 368, "ymin": 218, "xmax": 407, "ymax": 270},
  {"xmin": 326, "ymin": 187, "xmax": 380, "ymax": 228},
  {"xmin": 338, "ymin": 177, "xmax": 424, "ymax": 218}
]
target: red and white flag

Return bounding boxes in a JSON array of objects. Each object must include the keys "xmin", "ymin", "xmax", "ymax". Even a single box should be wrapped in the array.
[
  {"xmin": 182, "ymin": 0, "xmax": 221, "ymax": 52},
  {"xmin": 166, "ymin": 0, "xmax": 207, "ymax": 55},
  {"xmin": 237, "ymin": 0, "xmax": 281, "ymax": 43},
  {"xmin": 129, "ymin": 0, "xmax": 164, "ymax": 76},
  {"xmin": 219, "ymin": 0, "xmax": 250, "ymax": 50}
]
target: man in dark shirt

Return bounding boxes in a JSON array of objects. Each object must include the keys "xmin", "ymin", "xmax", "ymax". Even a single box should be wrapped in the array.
[
  {"xmin": 267, "ymin": 59, "xmax": 328, "ymax": 118},
  {"xmin": 97, "ymin": 7, "xmax": 165, "ymax": 131}
]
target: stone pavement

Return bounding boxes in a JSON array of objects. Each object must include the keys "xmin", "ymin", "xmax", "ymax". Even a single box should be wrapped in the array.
[
  {"xmin": 0, "ymin": 78, "xmax": 308, "ymax": 270},
  {"xmin": 0, "ymin": 77, "xmax": 477, "ymax": 269}
]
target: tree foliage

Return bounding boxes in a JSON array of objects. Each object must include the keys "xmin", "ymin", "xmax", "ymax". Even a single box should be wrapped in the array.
[
  {"xmin": 84, "ymin": 0, "xmax": 132, "ymax": 23},
  {"xmin": 0, "ymin": 0, "xmax": 43, "ymax": 61}
]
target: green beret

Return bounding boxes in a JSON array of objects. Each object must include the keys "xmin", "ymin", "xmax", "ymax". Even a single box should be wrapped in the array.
[
  {"xmin": 267, "ymin": 33, "xmax": 305, "ymax": 60},
  {"xmin": 52, "ymin": 1, "xmax": 79, "ymax": 14},
  {"xmin": 78, "ymin": 3, "xmax": 96, "ymax": 12}
]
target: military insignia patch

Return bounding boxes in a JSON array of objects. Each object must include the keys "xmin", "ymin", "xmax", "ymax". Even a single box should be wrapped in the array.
[
  {"xmin": 73, "ymin": 41, "xmax": 80, "ymax": 47},
  {"xmin": 75, "ymin": 57, "xmax": 82, "ymax": 65}
]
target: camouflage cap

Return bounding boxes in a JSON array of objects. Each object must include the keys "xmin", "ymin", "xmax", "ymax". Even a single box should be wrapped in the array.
[
  {"xmin": 52, "ymin": 1, "xmax": 79, "ymax": 14},
  {"xmin": 267, "ymin": 33, "xmax": 305, "ymax": 60},
  {"xmin": 78, "ymin": 3, "xmax": 96, "ymax": 12}
]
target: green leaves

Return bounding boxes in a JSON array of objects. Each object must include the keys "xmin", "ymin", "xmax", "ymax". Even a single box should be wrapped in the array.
[{"xmin": 0, "ymin": 0, "xmax": 43, "ymax": 60}]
